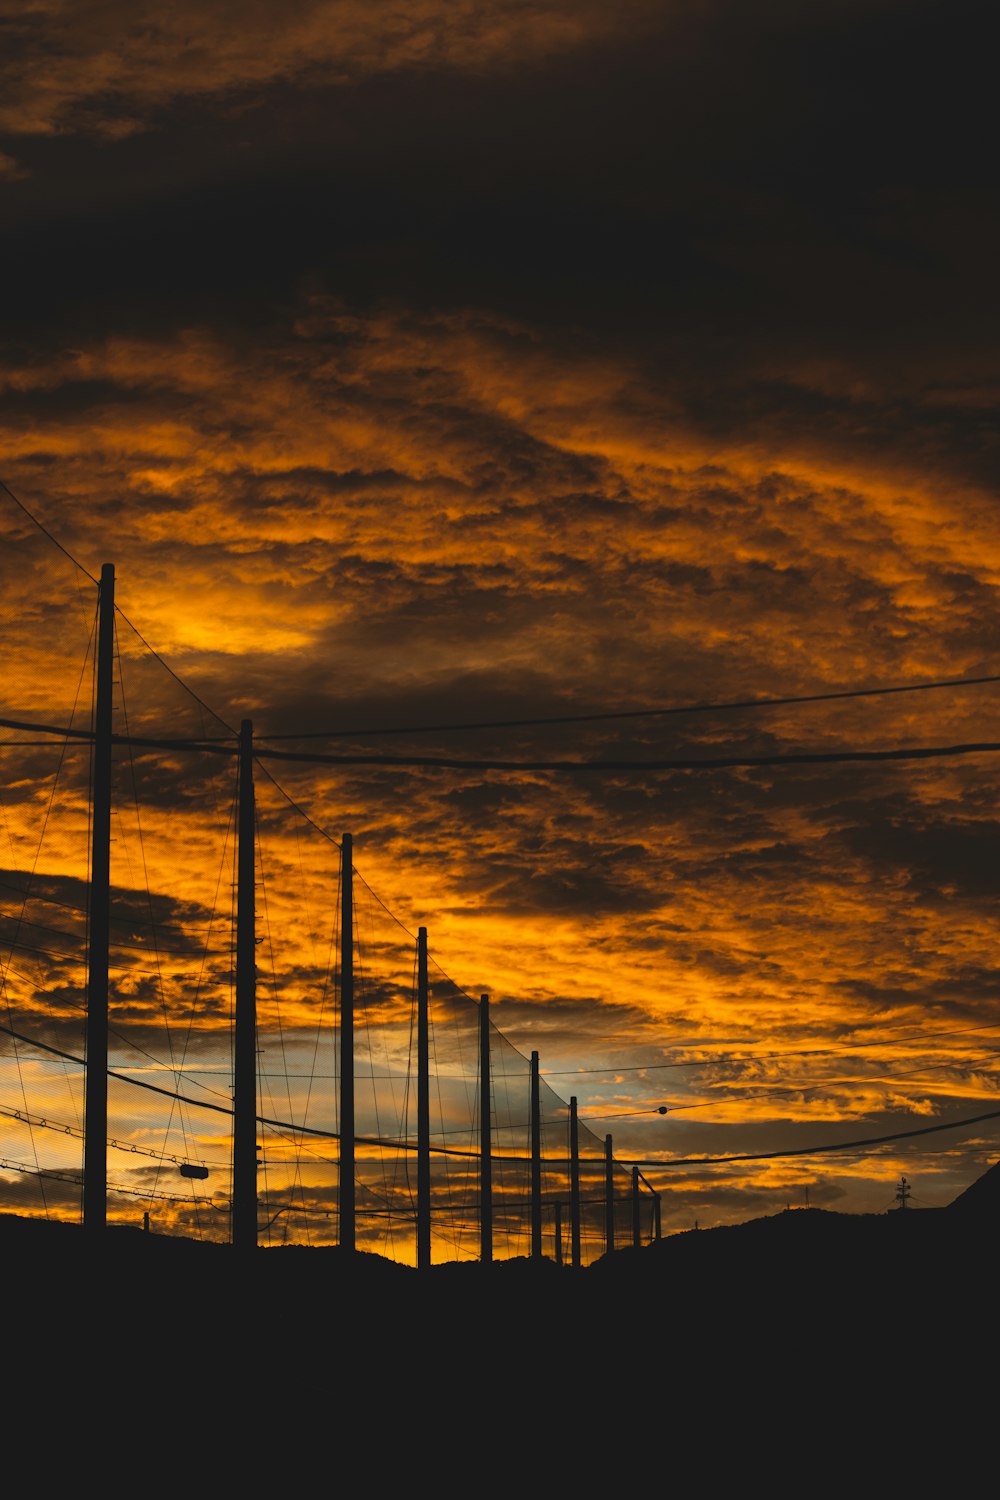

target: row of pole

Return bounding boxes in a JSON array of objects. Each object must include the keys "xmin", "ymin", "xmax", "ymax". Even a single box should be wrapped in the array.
[{"xmin": 82, "ymin": 563, "xmax": 661, "ymax": 1261}]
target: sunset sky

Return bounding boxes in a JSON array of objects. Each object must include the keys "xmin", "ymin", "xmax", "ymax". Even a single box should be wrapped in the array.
[{"xmin": 2, "ymin": 0, "xmax": 999, "ymax": 1254}]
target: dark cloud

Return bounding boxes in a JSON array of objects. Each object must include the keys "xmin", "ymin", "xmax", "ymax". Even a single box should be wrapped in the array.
[
  {"xmin": 2, "ymin": 0, "xmax": 994, "ymax": 373},
  {"xmin": 839, "ymin": 809, "xmax": 1000, "ymax": 902},
  {"xmin": 3, "ymin": 0, "xmax": 1000, "ymax": 1236}
]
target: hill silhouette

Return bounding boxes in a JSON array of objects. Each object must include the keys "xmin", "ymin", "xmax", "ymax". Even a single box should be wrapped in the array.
[
  {"xmin": 5, "ymin": 1160, "xmax": 997, "ymax": 1314},
  {"xmin": 6, "ymin": 1166, "xmax": 996, "ymax": 1460}
]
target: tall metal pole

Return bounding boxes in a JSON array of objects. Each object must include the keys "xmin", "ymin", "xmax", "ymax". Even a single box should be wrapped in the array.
[
  {"xmin": 84, "ymin": 562, "xmax": 114, "ymax": 1231},
  {"xmin": 632, "ymin": 1164, "xmax": 641, "ymax": 1248},
  {"xmin": 232, "ymin": 719, "xmax": 257, "ymax": 1248},
  {"xmin": 604, "ymin": 1133, "xmax": 615, "ymax": 1256},
  {"xmin": 530, "ymin": 1049, "xmax": 542, "ymax": 1259},
  {"xmin": 479, "ymin": 993, "xmax": 492, "ymax": 1263},
  {"xmin": 339, "ymin": 832, "xmax": 355, "ymax": 1251},
  {"xmin": 416, "ymin": 926, "xmax": 430, "ymax": 1270},
  {"xmin": 569, "ymin": 1095, "xmax": 581, "ymax": 1269}
]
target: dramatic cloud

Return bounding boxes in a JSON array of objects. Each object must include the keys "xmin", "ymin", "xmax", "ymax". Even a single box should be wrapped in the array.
[
  {"xmin": 2, "ymin": 0, "xmax": 999, "ymax": 1249},
  {"xmin": 0, "ymin": 0, "xmax": 642, "ymax": 138}
]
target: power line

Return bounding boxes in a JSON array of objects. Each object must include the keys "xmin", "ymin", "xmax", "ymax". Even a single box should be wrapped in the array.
[
  {"xmin": 0, "ymin": 476, "xmax": 234, "ymax": 735},
  {"xmin": 0, "ymin": 478, "xmax": 98, "ymax": 584},
  {"xmin": 0, "ymin": 716, "xmax": 234, "ymax": 752},
  {"xmin": 5, "ymin": 1016, "xmax": 999, "ymax": 1173},
  {"xmin": 542, "ymin": 1020, "xmax": 1000, "ymax": 1076},
  {"xmin": 611, "ymin": 1056, "xmax": 1000, "ymax": 1116},
  {"xmin": 6, "ymin": 484, "xmax": 1000, "ymax": 1221},
  {"xmin": 249, "ymin": 739, "xmax": 1000, "ymax": 773},
  {"xmin": 620, "ymin": 1105, "xmax": 1000, "ymax": 1168},
  {"xmin": 9, "ymin": 712, "xmax": 1000, "ymax": 774},
  {"xmin": 587, "ymin": 1052, "xmax": 1000, "ymax": 1120},
  {"xmin": 252, "ymin": 672, "xmax": 1000, "ymax": 740}
]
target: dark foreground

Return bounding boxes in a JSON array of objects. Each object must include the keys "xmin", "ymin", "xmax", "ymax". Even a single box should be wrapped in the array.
[{"xmin": 5, "ymin": 1196, "xmax": 995, "ymax": 1473}]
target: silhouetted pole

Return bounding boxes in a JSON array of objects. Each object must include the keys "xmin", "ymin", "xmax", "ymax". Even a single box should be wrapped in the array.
[
  {"xmin": 530, "ymin": 1049, "xmax": 542, "ymax": 1258},
  {"xmin": 479, "ymin": 993, "xmax": 492, "ymax": 1263},
  {"xmin": 340, "ymin": 832, "xmax": 355, "ymax": 1251},
  {"xmin": 569, "ymin": 1095, "xmax": 581, "ymax": 1268},
  {"xmin": 631, "ymin": 1165, "xmax": 641, "ymax": 1248},
  {"xmin": 604, "ymin": 1134, "xmax": 615, "ymax": 1255},
  {"xmin": 232, "ymin": 719, "xmax": 257, "ymax": 1248},
  {"xmin": 416, "ymin": 926, "xmax": 430, "ymax": 1270},
  {"xmin": 84, "ymin": 562, "xmax": 114, "ymax": 1231},
  {"xmin": 637, "ymin": 1168, "xmax": 662, "ymax": 1239}
]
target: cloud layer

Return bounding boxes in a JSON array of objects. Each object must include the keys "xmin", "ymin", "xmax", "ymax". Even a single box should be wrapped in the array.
[{"xmin": 2, "ymin": 0, "xmax": 1000, "ymax": 1248}]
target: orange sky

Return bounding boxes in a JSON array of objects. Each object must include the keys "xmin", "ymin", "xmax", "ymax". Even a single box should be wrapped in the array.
[{"xmin": 2, "ymin": 0, "xmax": 999, "ymax": 1256}]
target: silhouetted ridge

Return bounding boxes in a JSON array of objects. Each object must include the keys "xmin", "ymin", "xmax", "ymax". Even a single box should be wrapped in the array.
[{"xmin": 945, "ymin": 1156, "xmax": 1000, "ymax": 1216}]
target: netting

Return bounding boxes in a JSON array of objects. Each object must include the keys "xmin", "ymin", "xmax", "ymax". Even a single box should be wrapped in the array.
[{"xmin": 0, "ymin": 521, "xmax": 655, "ymax": 1260}]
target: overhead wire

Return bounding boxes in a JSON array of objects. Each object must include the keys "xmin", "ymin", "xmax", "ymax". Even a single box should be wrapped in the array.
[
  {"xmin": 0, "ymin": 478, "xmax": 98, "ymax": 585},
  {"xmin": 620, "ymin": 1106, "xmax": 1000, "ymax": 1169},
  {"xmin": 585, "ymin": 1052, "xmax": 1000, "ymax": 1119},
  {"xmin": 251, "ymin": 670, "xmax": 1000, "ymax": 740},
  {"xmin": 246, "ymin": 739, "xmax": 1000, "ymax": 773},
  {"xmin": 542, "ymin": 1019, "xmax": 1000, "ymax": 1076},
  {"xmin": 2, "ymin": 612, "xmax": 97, "ymax": 1216},
  {"xmin": 7, "ymin": 481, "xmax": 1000, "ymax": 1239}
]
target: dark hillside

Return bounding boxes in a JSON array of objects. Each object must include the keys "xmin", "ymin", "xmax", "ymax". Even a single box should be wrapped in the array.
[{"xmin": 5, "ymin": 1167, "xmax": 997, "ymax": 1455}]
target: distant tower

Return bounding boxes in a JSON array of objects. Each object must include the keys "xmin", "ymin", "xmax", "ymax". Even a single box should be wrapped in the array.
[{"xmin": 895, "ymin": 1175, "xmax": 911, "ymax": 1210}]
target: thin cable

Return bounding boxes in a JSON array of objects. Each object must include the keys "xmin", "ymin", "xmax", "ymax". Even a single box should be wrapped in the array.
[
  {"xmin": 0, "ymin": 477, "xmax": 98, "ymax": 584},
  {"xmin": 585, "ymin": 1051, "xmax": 1000, "ymax": 1119},
  {"xmin": 1, "ymin": 1102, "xmax": 215, "ymax": 1172},
  {"xmin": 0, "ymin": 875, "xmax": 221, "ymax": 945},
  {"xmin": 0, "ymin": 472, "xmax": 238, "ymax": 737},
  {"xmin": 620, "ymin": 1106, "xmax": 1000, "ymax": 1167},
  {"xmin": 248, "ymin": 739, "xmax": 1000, "ymax": 773},
  {"xmin": 2, "ymin": 620, "xmax": 96, "ymax": 1214},
  {"xmin": 254, "ymin": 759, "xmax": 423, "ymax": 946},
  {"xmin": 112, "ymin": 611, "xmax": 237, "ymax": 737},
  {"xmin": 253, "ymin": 672, "xmax": 1000, "ymax": 740},
  {"xmin": 0, "ymin": 715, "xmax": 235, "ymax": 751},
  {"xmin": 12, "ymin": 711, "xmax": 1000, "ymax": 776},
  {"xmin": 0, "ymin": 907, "xmax": 199, "ymax": 958},
  {"xmin": 543, "ymin": 1020, "xmax": 1000, "ymax": 1076}
]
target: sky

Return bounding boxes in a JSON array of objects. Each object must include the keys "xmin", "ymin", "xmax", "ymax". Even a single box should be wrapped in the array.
[{"xmin": 2, "ymin": 0, "xmax": 1000, "ymax": 1256}]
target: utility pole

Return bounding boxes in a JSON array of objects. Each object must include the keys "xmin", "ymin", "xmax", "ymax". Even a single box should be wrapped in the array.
[
  {"xmin": 232, "ymin": 719, "xmax": 257, "ymax": 1249},
  {"xmin": 631, "ymin": 1165, "xmax": 641, "ymax": 1248},
  {"xmin": 896, "ymin": 1175, "xmax": 911, "ymax": 1210},
  {"xmin": 530, "ymin": 1050, "xmax": 542, "ymax": 1259},
  {"xmin": 569, "ymin": 1095, "xmax": 581, "ymax": 1269},
  {"xmin": 339, "ymin": 832, "xmax": 355, "ymax": 1251},
  {"xmin": 479, "ymin": 993, "xmax": 492, "ymax": 1263},
  {"xmin": 604, "ymin": 1134, "xmax": 615, "ymax": 1256},
  {"xmin": 416, "ymin": 926, "xmax": 430, "ymax": 1270},
  {"xmin": 84, "ymin": 562, "xmax": 114, "ymax": 1232}
]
